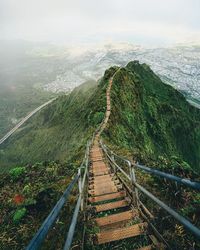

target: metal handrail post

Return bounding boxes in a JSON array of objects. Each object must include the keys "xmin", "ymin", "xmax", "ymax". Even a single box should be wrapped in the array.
[
  {"xmin": 63, "ymin": 195, "xmax": 82, "ymax": 250},
  {"xmin": 81, "ymin": 141, "xmax": 90, "ymax": 210},
  {"xmin": 129, "ymin": 161, "xmax": 139, "ymax": 207},
  {"xmin": 78, "ymin": 168, "xmax": 83, "ymax": 211},
  {"xmin": 111, "ymin": 151, "xmax": 116, "ymax": 174}
]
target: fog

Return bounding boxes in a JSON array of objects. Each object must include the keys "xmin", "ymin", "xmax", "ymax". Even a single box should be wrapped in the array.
[{"xmin": 1, "ymin": 0, "xmax": 200, "ymax": 46}]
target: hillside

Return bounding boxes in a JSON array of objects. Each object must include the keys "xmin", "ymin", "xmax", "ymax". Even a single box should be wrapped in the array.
[
  {"xmin": 1, "ymin": 61, "xmax": 200, "ymax": 249},
  {"xmin": 0, "ymin": 61, "xmax": 200, "ymax": 173},
  {"xmin": 103, "ymin": 61, "xmax": 200, "ymax": 171},
  {"xmin": 0, "ymin": 76, "xmax": 113, "ymax": 171}
]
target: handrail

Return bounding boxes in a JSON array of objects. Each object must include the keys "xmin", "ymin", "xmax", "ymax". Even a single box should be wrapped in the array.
[
  {"xmin": 134, "ymin": 163, "xmax": 200, "ymax": 191},
  {"xmin": 102, "ymin": 142, "xmax": 200, "ymax": 191},
  {"xmin": 135, "ymin": 182, "xmax": 200, "ymax": 239},
  {"xmin": 26, "ymin": 173, "xmax": 79, "ymax": 250},
  {"xmin": 63, "ymin": 140, "xmax": 91, "ymax": 250},
  {"xmin": 100, "ymin": 141, "xmax": 200, "ymax": 239},
  {"xmin": 63, "ymin": 195, "xmax": 82, "ymax": 250},
  {"xmin": 26, "ymin": 140, "xmax": 91, "ymax": 250}
]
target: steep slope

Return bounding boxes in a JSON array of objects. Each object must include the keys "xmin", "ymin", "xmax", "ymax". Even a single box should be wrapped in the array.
[
  {"xmin": 103, "ymin": 61, "xmax": 200, "ymax": 171},
  {"xmin": 0, "ymin": 77, "xmax": 107, "ymax": 171},
  {"xmin": 1, "ymin": 61, "xmax": 200, "ymax": 173},
  {"xmin": 1, "ymin": 61, "xmax": 200, "ymax": 250}
]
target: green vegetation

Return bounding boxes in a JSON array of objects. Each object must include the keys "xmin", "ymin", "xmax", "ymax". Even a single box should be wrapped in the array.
[
  {"xmin": 103, "ymin": 61, "xmax": 200, "ymax": 171},
  {"xmin": 13, "ymin": 208, "xmax": 27, "ymax": 224},
  {"xmin": 0, "ymin": 61, "xmax": 200, "ymax": 249},
  {"xmin": 0, "ymin": 84, "xmax": 55, "ymax": 137},
  {"xmin": 9, "ymin": 166, "xmax": 26, "ymax": 180},
  {"xmin": 0, "ymin": 75, "xmax": 116, "ymax": 171},
  {"xmin": 0, "ymin": 161, "xmax": 78, "ymax": 249}
]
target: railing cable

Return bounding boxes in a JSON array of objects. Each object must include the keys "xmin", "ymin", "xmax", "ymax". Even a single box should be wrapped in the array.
[
  {"xmin": 102, "ymin": 143, "xmax": 200, "ymax": 191},
  {"xmin": 101, "ymin": 141, "xmax": 200, "ymax": 239},
  {"xmin": 26, "ymin": 173, "xmax": 79, "ymax": 250}
]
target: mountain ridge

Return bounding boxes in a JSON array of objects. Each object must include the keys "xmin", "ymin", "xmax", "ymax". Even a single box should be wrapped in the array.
[{"xmin": 0, "ymin": 61, "xmax": 200, "ymax": 172}]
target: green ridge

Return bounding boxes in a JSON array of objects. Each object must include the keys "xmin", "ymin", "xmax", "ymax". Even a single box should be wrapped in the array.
[
  {"xmin": 0, "ymin": 61, "xmax": 200, "ymax": 249},
  {"xmin": 103, "ymin": 61, "xmax": 200, "ymax": 171}
]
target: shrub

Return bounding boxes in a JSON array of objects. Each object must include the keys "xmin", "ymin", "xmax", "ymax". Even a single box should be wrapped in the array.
[
  {"xmin": 13, "ymin": 208, "xmax": 26, "ymax": 224},
  {"xmin": 9, "ymin": 167, "xmax": 26, "ymax": 180},
  {"xmin": 92, "ymin": 112, "xmax": 104, "ymax": 125}
]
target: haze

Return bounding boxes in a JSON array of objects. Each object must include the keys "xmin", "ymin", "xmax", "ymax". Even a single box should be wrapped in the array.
[{"xmin": 1, "ymin": 0, "xmax": 200, "ymax": 46}]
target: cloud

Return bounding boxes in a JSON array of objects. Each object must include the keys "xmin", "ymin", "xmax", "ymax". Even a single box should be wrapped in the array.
[{"xmin": 0, "ymin": 0, "xmax": 200, "ymax": 45}]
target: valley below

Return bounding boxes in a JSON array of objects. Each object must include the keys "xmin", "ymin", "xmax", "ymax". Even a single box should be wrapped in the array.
[{"xmin": 0, "ymin": 41, "xmax": 200, "ymax": 140}]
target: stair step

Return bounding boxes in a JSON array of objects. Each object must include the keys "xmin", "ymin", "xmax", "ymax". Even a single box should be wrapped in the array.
[
  {"xmin": 89, "ymin": 182, "xmax": 120, "ymax": 192},
  {"xmin": 97, "ymin": 222, "xmax": 148, "ymax": 244},
  {"xmin": 90, "ymin": 171, "xmax": 110, "ymax": 176},
  {"xmin": 89, "ymin": 176, "xmax": 115, "ymax": 185},
  {"xmin": 91, "ymin": 162, "xmax": 107, "ymax": 167},
  {"xmin": 88, "ymin": 191, "xmax": 125, "ymax": 203},
  {"xmin": 94, "ymin": 210, "xmax": 137, "ymax": 227},
  {"xmin": 89, "ymin": 179, "xmax": 119, "ymax": 187},
  {"xmin": 89, "ymin": 184, "xmax": 121, "ymax": 196},
  {"xmin": 89, "ymin": 174, "xmax": 114, "ymax": 181},
  {"xmin": 90, "ymin": 164, "xmax": 109, "ymax": 172},
  {"xmin": 90, "ymin": 149, "xmax": 101, "ymax": 153},
  {"xmin": 91, "ymin": 154, "xmax": 102, "ymax": 159},
  {"xmin": 94, "ymin": 199, "xmax": 128, "ymax": 212},
  {"xmin": 91, "ymin": 168, "xmax": 109, "ymax": 175},
  {"xmin": 88, "ymin": 187, "xmax": 118, "ymax": 196},
  {"xmin": 91, "ymin": 157, "xmax": 104, "ymax": 161},
  {"xmin": 89, "ymin": 181, "xmax": 117, "ymax": 190}
]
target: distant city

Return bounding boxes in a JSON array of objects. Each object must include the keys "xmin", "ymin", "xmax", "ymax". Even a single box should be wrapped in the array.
[{"xmin": 41, "ymin": 43, "xmax": 200, "ymax": 100}]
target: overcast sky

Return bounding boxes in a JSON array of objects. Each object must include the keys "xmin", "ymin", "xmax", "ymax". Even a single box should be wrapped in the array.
[{"xmin": 1, "ymin": 0, "xmax": 200, "ymax": 46}]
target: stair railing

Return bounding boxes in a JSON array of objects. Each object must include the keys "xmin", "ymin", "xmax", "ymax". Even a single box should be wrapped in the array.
[
  {"xmin": 102, "ymin": 143, "xmax": 200, "ymax": 191},
  {"xmin": 100, "ymin": 141, "xmax": 200, "ymax": 239},
  {"xmin": 26, "ymin": 140, "xmax": 91, "ymax": 250}
]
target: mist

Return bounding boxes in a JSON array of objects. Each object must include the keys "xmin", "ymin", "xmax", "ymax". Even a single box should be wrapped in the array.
[{"xmin": 1, "ymin": 0, "xmax": 200, "ymax": 46}]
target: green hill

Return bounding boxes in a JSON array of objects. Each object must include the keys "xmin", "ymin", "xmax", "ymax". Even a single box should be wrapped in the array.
[
  {"xmin": 103, "ymin": 61, "xmax": 200, "ymax": 171},
  {"xmin": 0, "ymin": 61, "xmax": 200, "ymax": 173},
  {"xmin": 0, "ymin": 77, "xmax": 109, "ymax": 171},
  {"xmin": 1, "ymin": 61, "xmax": 200, "ymax": 249}
]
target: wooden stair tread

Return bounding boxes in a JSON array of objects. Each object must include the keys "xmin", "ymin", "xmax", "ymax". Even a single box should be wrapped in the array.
[
  {"xmin": 91, "ymin": 162, "xmax": 107, "ymax": 167},
  {"xmin": 88, "ymin": 191, "xmax": 125, "ymax": 203},
  {"xmin": 89, "ymin": 173, "xmax": 114, "ymax": 181},
  {"xmin": 91, "ymin": 166, "xmax": 108, "ymax": 172},
  {"xmin": 91, "ymin": 154, "xmax": 102, "ymax": 157},
  {"xmin": 89, "ymin": 180, "xmax": 119, "ymax": 187},
  {"xmin": 88, "ymin": 186, "xmax": 119, "ymax": 196},
  {"xmin": 94, "ymin": 199, "xmax": 128, "ymax": 212},
  {"xmin": 89, "ymin": 180, "xmax": 117, "ymax": 189},
  {"xmin": 91, "ymin": 169, "xmax": 109, "ymax": 174},
  {"xmin": 94, "ymin": 210, "xmax": 137, "ymax": 227},
  {"xmin": 91, "ymin": 157, "xmax": 103, "ymax": 160},
  {"xmin": 89, "ymin": 183, "xmax": 116, "ymax": 190},
  {"xmin": 97, "ymin": 222, "xmax": 148, "ymax": 244},
  {"xmin": 91, "ymin": 171, "xmax": 110, "ymax": 176},
  {"xmin": 89, "ymin": 177, "xmax": 115, "ymax": 185}
]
